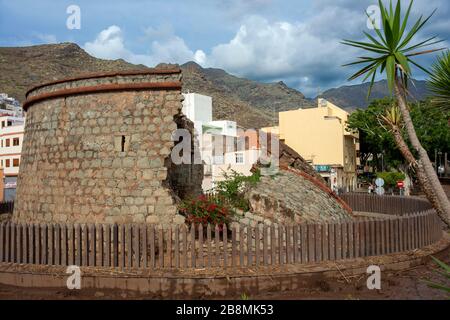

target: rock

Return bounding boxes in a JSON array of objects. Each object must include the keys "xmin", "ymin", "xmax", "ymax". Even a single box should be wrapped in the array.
[{"xmin": 245, "ymin": 170, "xmax": 351, "ymax": 224}]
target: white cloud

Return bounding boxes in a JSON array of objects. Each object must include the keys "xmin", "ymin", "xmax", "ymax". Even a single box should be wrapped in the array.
[
  {"xmin": 84, "ymin": 25, "xmax": 130, "ymax": 61},
  {"xmin": 34, "ymin": 33, "xmax": 57, "ymax": 44},
  {"xmin": 84, "ymin": 25, "xmax": 204, "ymax": 67},
  {"xmin": 202, "ymin": 14, "xmax": 360, "ymax": 96}
]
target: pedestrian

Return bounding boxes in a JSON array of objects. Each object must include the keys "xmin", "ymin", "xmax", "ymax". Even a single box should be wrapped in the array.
[{"xmin": 368, "ymin": 184, "xmax": 374, "ymax": 194}]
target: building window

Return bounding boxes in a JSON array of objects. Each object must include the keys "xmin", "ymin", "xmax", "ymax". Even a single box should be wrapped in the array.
[
  {"xmin": 5, "ymin": 139, "xmax": 10, "ymax": 147},
  {"xmin": 1, "ymin": 121, "xmax": 4, "ymax": 128},
  {"xmin": 213, "ymin": 155, "xmax": 224, "ymax": 165},
  {"xmin": 13, "ymin": 159, "xmax": 19, "ymax": 167},
  {"xmin": 13, "ymin": 138, "xmax": 19, "ymax": 146},
  {"xmin": 5, "ymin": 159, "xmax": 10, "ymax": 167},
  {"xmin": 235, "ymin": 152, "xmax": 244, "ymax": 164},
  {"xmin": 1, "ymin": 140, "xmax": 2, "ymax": 148}
]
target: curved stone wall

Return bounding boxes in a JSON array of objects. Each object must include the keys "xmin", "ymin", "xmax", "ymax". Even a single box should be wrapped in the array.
[
  {"xmin": 14, "ymin": 69, "xmax": 186, "ymax": 225},
  {"xmin": 246, "ymin": 169, "xmax": 352, "ymax": 224}
]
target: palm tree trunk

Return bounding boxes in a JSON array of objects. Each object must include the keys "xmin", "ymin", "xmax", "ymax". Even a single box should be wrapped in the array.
[
  {"xmin": 394, "ymin": 78, "xmax": 450, "ymax": 227},
  {"xmin": 390, "ymin": 123, "xmax": 448, "ymax": 225}
]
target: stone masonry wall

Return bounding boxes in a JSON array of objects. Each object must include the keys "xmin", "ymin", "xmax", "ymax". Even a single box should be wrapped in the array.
[
  {"xmin": 245, "ymin": 170, "xmax": 352, "ymax": 224},
  {"xmin": 14, "ymin": 70, "xmax": 189, "ymax": 225}
]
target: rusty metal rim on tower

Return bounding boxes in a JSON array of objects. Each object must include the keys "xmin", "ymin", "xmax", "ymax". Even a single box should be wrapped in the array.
[
  {"xmin": 23, "ymin": 81, "xmax": 182, "ymax": 111},
  {"xmin": 25, "ymin": 68, "xmax": 182, "ymax": 98}
]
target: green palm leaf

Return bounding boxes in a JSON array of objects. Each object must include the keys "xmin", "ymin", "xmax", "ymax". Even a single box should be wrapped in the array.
[
  {"xmin": 428, "ymin": 51, "xmax": 450, "ymax": 111},
  {"xmin": 342, "ymin": 0, "xmax": 443, "ymax": 100}
]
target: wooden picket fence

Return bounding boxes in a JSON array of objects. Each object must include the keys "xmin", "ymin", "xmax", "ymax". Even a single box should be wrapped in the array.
[
  {"xmin": 340, "ymin": 193, "xmax": 432, "ymax": 215},
  {"xmin": 0, "ymin": 211, "xmax": 442, "ymax": 270}
]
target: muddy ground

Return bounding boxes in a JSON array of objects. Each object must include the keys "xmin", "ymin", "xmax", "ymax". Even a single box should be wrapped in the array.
[{"xmin": 0, "ymin": 252, "xmax": 448, "ymax": 300}]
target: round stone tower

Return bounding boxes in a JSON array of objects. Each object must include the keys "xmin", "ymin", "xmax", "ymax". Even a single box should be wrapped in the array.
[{"xmin": 14, "ymin": 68, "xmax": 189, "ymax": 225}]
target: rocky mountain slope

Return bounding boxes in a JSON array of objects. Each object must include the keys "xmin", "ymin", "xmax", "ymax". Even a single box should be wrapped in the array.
[
  {"xmin": 319, "ymin": 79, "xmax": 429, "ymax": 111},
  {"xmin": 0, "ymin": 43, "xmax": 315, "ymax": 128},
  {"xmin": 0, "ymin": 43, "xmax": 148, "ymax": 103}
]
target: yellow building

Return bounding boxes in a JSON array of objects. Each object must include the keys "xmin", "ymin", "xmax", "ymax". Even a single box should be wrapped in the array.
[{"xmin": 265, "ymin": 99, "xmax": 359, "ymax": 192}]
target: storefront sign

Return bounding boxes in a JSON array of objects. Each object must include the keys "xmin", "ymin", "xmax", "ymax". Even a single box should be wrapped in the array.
[
  {"xmin": 314, "ymin": 165, "xmax": 331, "ymax": 173},
  {"xmin": 4, "ymin": 181, "xmax": 17, "ymax": 189}
]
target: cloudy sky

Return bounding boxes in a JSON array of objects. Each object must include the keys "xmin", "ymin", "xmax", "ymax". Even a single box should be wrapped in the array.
[{"xmin": 0, "ymin": 0, "xmax": 448, "ymax": 97}]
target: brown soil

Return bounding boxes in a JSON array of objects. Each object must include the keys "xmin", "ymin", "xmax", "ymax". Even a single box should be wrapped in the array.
[{"xmin": 0, "ymin": 253, "xmax": 448, "ymax": 300}]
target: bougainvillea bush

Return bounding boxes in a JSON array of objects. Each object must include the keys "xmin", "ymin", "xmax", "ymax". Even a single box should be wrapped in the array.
[{"xmin": 179, "ymin": 194, "xmax": 233, "ymax": 227}]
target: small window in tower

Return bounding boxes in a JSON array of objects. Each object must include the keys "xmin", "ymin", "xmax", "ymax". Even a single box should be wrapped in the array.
[
  {"xmin": 13, "ymin": 158, "xmax": 19, "ymax": 167},
  {"xmin": 5, "ymin": 139, "xmax": 10, "ymax": 147},
  {"xmin": 5, "ymin": 159, "xmax": 10, "ymax": 167},
  {"xmin": 114, "ymin": 135, "xmax": 129, "ymax": 153},
  {"xmin": 121, "ymin": 136, "xmax": 126, "ymax": 152},
  {"xmin": 13, "ymin": 138, "xmax": 19, "ymax": 146}
]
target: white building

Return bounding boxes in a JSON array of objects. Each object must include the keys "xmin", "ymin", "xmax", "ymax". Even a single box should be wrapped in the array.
[
  {"xmin": 0, "ymin": 115, "xmax": 25, "ymax": 201},
  {"xmin": 0, "ymin": 93, "xmax": 23, "ymax": 118},
  {"xmin": 0, "ymin": 94, "xmax": 24, "ymax": 200},
  {"xmin": 182, "ymin": 93, "xmax": 260, "ymax": 192}
]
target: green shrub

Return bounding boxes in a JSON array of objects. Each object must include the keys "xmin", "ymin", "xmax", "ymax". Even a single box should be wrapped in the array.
[
  {"xmin": 376, "ymin": 172, "xmax": 406, "ymax": 188},
  {"xmin": 214, "ymin": 169, "xmax": 261, "ymax": 211}
]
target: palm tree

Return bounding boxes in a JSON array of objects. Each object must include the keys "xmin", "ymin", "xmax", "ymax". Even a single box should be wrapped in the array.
[
  {"xmin": 342, "ymin": 0, "xmax": 450, "ymax": 226},
  {"xmin": 428, "ymin": 51, "xmax": 450, "ymax": 111},
  {"xmin": 380, "ymin": 105, "xmax": 444, "ymax": 216}
]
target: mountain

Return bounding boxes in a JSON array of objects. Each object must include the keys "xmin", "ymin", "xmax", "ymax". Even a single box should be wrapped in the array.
[
  {"xmin": 0, "ymin": 43, "xmax": 148, "ymax": 103},
  {"xmin": 319, "ymin": 79, "xmax": 430, "ymax": 111},
  {"xmin": 182, "ymin": 61, "xmax": 313, "ymax": 112},
  {"xmin": 0, "ymin": 43, "xmax": 314, "ymax": 128}
]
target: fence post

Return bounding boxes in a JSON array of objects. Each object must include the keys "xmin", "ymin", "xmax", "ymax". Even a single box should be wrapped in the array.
[
  {"xmin": 182, "ymin": 224, "xmax": 187, "ymax": 268},
  {"xmin": 341, "ymin": 222, "xmax": 347, "ymax": 260},
  {"xmin": 48, "ymin": 224, "xmax": 54, "ymax": 266},
  {"xmin": 126, "ymin": 224, "xmax": 132, "ymax": 268},
  {"xmin": 314, "ymin": 224, "xmax": 322, "ymax": 262},
  {"xmin": 173, "ymin": 225, "xmax": 178, "ymax": 269},
  {"xmin": 255, "ymin": 224, "xmax": 260, "ymax": 266},
  {"xmin": 11, "ymin": 222, "xmax": 15, "ymax": 263},
  {"xmin": 88, "ymin": 224, "xmax": 95, "ymax": 267},
  {"xmin": 307, "ymin": 224, "xmax": 315, "ymax": 262},
  {"xmin": 191, "ymin": 224, "xmax": 197, "ymax": 268},
  {"xmin": 215, "ymin": 224, "xmax": 220, "ymax": 267},
  {"xmin": 167, "ymin": 226, "xmax": 173, "ymax": 269},
  {"xmin": 353, "ymin": 221, "xmax": 360, "ymax": 258},
  {"xmin": 327, "ymin": 223, "xmax": 335, "ymax": 261},
  {"xmin": 334, "ymin": 223, "xmax": 342, "ymax": 260},
  {"xmin": 278, "ymin": 224, "xmax": 284, "ymax": 264},
  {"xmin": 16, "ymin": 224, "xmax": 22, "ymax": 264},
  {"xmin": 231, "ymin": 225, "xmax": 237, "ymax": 268},
  {"xmin": 348, "ymin": 222, "xmax": 354, "ymax": 259},
  {"xmin": 54, "ymin": 224, "xmax": 60, "ymax": 265},
  {"xmin": 41, "ymin": 223, "xmax": 48, "ymax": 265},
  {"xmin": 0, "ymin": 223, "xmax": 4, "ymax": 263},
  {"xmin": 270, "ymin": 224, "xmax": 276, "ymax": 265},
  {"xmin": 69, "ymin": 224, "xmax": 76, "ymax": 266},
  {"xmin": 198, "ymin": 224, "xmax": 203, "ymax": 268},
  {"xmin": 206, "ymin": 224, "xmax": 212, "ymax": 268},
  {"xmin": 112, "ymin": 224, "xmax": 119, "ymax": 268},
  {"xmin": 263, "ymin": 225, "xmax": 268, "ymax": 265},
  {"xmin": 142, "ymin": 224, "xmax": 148, "ymax": 269},
  {"xmin": 158, "ymin": 226, "xmax": 164, "ymax": 268},
  {"xmin": 248, "ymin": 225, "xmax": 253, "ymax": 266},
  {"xmin": 97, "ymin": 224, "xmax": 103, "ymax": 267},
  {"xmin": 104, "ymin": 224, "xmax": 110, "ymax": 267}
]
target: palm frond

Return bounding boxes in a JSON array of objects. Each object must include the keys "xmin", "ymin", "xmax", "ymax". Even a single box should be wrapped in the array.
[{"xmin": 342, "ymin": 0, "xmax": 441, "ymax": 100}]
